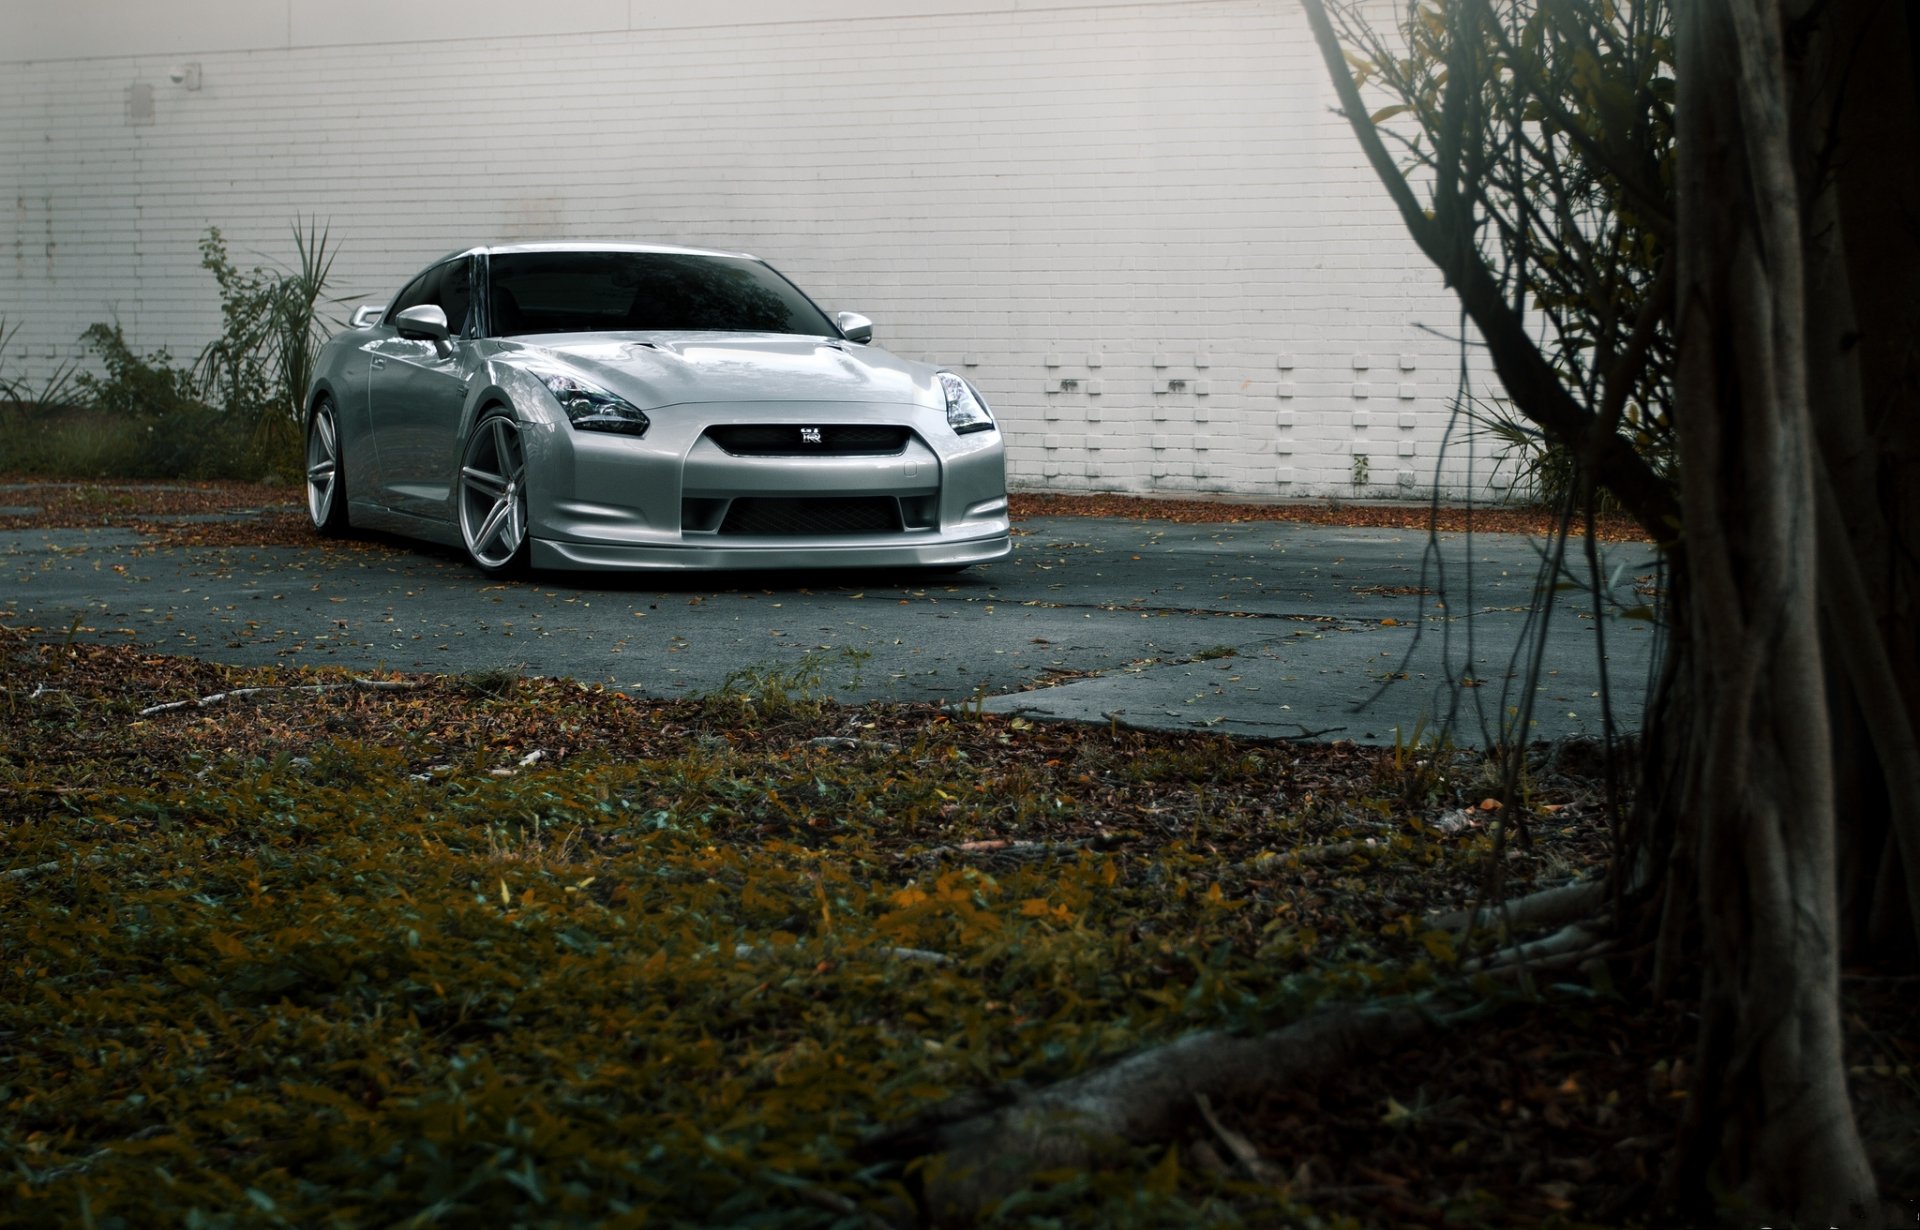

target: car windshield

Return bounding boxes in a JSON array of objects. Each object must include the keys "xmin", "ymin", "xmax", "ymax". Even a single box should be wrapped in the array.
[{"xmin": 486, "ymin": 251, "xmax": 836, "ymax": 337}]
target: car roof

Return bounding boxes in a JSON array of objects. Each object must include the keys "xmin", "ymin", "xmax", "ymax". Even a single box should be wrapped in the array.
[{"xmin": 433, "ymin": 241, "xmax": 762, "ymax": 264}]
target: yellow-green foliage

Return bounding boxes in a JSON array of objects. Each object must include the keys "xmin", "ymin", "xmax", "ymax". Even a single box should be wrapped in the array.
[
  {"xmin": 1, "ymin": 645, "xmax": 1549, "ymax": 1228},
  {"xmin": 7, "ymin": 761, "xmax": 1284, "ymax": 1225}
]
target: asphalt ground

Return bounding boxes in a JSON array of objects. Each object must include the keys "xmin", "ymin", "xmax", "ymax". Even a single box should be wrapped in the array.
[{"xmin": 2, "ymin": 511, "xmax": 1662, "ymax": 746}]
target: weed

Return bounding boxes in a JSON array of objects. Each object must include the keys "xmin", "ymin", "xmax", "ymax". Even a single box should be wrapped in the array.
[
  {"xmin": 954, "ymin": 681, "xmax": 992, "ymax": 720},
  {"xmin": 10, "ymin": 222, "xmax": 342, "ymax": 483},
  {"xmin": 837, "ymin": 644, "xmax": 874, "ymax": 692},
  {"xmin": 0, "ymin": 316, "xmax": 79, "ymax": 409},
  {"xmin": 1385, "ymin": 717, "xmax": 1460, "ymax": 809},
  {"xmin": 701, "ymin": 653, "xmax": 832, "ymax": 723},
  {"xmin": 1192, "ymin": 645, "xmax": 1237, "ymax": 662},
  {"xmin": 483, "ymin": 815, "xmax": 586, "ymax": 869},
  {"xmin": 459, "ymin": 666, "xmax": 526, "ymax": 700}
]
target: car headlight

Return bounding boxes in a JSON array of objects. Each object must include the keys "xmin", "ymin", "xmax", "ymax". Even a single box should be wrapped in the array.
[
  {"xmin": 939, "ymin": 372, "xmax": 996, "ymax": 435},
  {"xmin": 528, "ymin": 365, "xmax": 650, "ymax": 436}
]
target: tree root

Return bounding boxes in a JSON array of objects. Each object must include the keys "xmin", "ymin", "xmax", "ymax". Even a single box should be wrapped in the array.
[
  {"xmin": 852, "ymin": 903, "xmax": 1634, "ymax": 1226},
  {"xmin": 1463, "ymin": 921, "xmax": 1609, "ymax": 975},
  {"xmin": 856, "ymin": 1001, "xmax": 1448, "ymax": 1226},
  {"xmin": 1430, "ymin": 878, "xmax": 1607, "ymax": 935}
]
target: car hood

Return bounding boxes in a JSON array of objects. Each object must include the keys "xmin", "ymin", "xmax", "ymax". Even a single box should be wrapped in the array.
[{"xmin": 493, "ymin": 332, "xmax": 935, "ymax": 410}]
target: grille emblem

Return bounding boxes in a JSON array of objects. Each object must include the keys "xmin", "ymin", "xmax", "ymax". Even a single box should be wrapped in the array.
[{"xmin": 800, "ymin": 427, "xmax": 823, "ymax": 445}]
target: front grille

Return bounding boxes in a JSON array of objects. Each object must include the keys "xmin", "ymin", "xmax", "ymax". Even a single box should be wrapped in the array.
[
  {"xmin": 719, "ymin": 497, "xmax": 901, "ymax": 537},
  {"xmin": 706, "ymin": 425, "xmax": 910, "ymax": 456}
]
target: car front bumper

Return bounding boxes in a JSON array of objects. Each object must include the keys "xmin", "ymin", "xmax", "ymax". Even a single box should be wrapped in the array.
[{"xmin": 519, "ymin": 398, "xmax": 1010, "ymax": 571}]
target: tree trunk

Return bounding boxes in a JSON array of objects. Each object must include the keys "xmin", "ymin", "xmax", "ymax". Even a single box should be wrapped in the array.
[
  {"xmin": 1669, "ymin": 1, "xmax": 1877, "ymax": 1221},
  {"xmin": 1298, "ymin": 0, "xmax": 1918, "ymax": 1218},
  {"xmin": 1810, "ymin": 0, "xmax": 1920, "ymax": 962}
]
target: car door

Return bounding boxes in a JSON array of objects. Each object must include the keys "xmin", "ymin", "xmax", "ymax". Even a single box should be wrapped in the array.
[
  {"xmin": 366, "ymin": 258, "xmax": 479, "ymax": 519},
  {"xmin": 349, "ymin": 268, "xmax": 427, "ymax": 503}
]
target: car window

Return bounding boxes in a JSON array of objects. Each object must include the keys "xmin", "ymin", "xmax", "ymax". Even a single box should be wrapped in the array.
[
  {"xmin": 384, "ymin": 269, "xmax": 437, "ymax": 325},
  {"xmin": 383, "ymin": 259, "xmax": 471, "ymax": 333},
  {"xmin": 437, "ymin": 259, "xmax": 473, "ymax": 336},
  {"xmin": 487, "ymin": 251, "xmax": 836, "ymax": 336}
]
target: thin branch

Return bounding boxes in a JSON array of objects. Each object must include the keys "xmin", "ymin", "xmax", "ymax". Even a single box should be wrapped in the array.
[
  {"xmin": 1301, "ymin": 0, "xmax": 1680, "ymax": 542},
  {"xmin": 1475, "ymin": 0, "xmax": 1675, "ymax": 236},
  {"xmin": 805, "ymin": 736, "xmax": 903, "ymax": 753},
  {"xmin": 1598, "ymin": 254, "xmax": 1676, "ymax": 436},
  {"xmin": 137, "ymin": 677, "xmax": 421, "ymax": 717}
]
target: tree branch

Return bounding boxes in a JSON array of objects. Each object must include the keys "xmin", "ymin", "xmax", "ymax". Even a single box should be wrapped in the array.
[
  {"xmin": 1476, "ymin": 0, "xmax": 1676, "ymax": 238},
  {"xmin": 1301, "ymin": 0, "xmax": 1681, "ymax": 544}
]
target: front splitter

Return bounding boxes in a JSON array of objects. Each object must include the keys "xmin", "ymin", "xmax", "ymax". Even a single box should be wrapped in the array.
[{"xmin": 530, "ymin": 532, "xmax": 1011, "ymax": 572}]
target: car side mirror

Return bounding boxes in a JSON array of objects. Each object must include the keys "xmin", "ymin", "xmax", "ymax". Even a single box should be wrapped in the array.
[
  {"xmin": 351, "ymin": 303, "xmax": 384, "ymax": 329},
  {"xmin": 835, "ymin": 311, "xmax": 873, "ymax": 345},
  {"xmin": 395, "ymin": 304, "xmax": 451, "ymax": 341}
]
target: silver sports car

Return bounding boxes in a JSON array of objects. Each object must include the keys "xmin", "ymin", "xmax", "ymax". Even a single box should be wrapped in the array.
[{"xmin": 303, "ymin": 242, "xmax": 1010, "ymax": 575}]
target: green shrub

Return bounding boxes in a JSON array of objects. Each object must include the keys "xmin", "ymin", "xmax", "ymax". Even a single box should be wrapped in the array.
[
  {"xmin": 59, "ymin": 323, "xmax": 250, "ymax": 479},
  {"xmin": 73, "ymin": 322, "xmax": 203, "ymax": 421},
  {"xmin": 194, "ymin": 220, "xmax": 339, "ymax": 481},
  {"xmin": 14, "ymin": 220, "xmax": 343, "ymax": 483}
]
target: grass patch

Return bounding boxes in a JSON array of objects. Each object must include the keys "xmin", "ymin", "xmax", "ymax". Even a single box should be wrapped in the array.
[
  {"xmin": 0, "ymin": 402, "xmax": 263, "ymax": 482},
  {"xmin": 2, "ymin": 632, "xmax": 1691, "ymax": 1227}
]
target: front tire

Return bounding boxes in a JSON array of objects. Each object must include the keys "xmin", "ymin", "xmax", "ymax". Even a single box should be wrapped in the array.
[
  {"xmin": 458, "ymin": 412, "xmax": 531, "ymax": 577},
  {"xmin": 306, "ymin": 397, "xmax": 352, "ymax": 537}
]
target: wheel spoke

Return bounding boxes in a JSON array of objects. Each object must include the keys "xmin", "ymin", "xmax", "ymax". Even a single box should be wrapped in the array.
[
  {"xmin": 462, "ymin": 465, "xmax": 506, "ymax": 497},
  {"xmin": 473, "ymin": 499, "xmax": 510, "ymax": 554},
  {"xmin": 317, "ymin": 412, "xmax": 336, "ymax": 457},
  {"xmin": 308, "ymin": 460, "xmax": 335, "ymax": 483}
]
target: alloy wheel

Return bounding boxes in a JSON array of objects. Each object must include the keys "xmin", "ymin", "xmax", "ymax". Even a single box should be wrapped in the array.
[
  {"xmin": 306, "ymin": 400, "xmax": 345, "ymax": 532},
  {"xmin": 459, "ymin": 415, "xmax": 529, "ymax": 571}
]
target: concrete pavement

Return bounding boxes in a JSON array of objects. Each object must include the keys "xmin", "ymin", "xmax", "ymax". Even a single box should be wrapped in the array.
[{"xmin": 1, "ymin": 510, "xmax": 1662, "ymax": 746}]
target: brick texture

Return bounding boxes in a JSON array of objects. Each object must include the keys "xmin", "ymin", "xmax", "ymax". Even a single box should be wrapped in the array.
[{"xmin": 0, "ymin": 0, "xmax": 1513, "ymax": 500}]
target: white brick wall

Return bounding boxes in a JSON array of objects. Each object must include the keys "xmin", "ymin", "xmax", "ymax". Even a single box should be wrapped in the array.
[{"xmin": 0, "ymin": 0, "xmax": 1512, "ymax": 501}]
